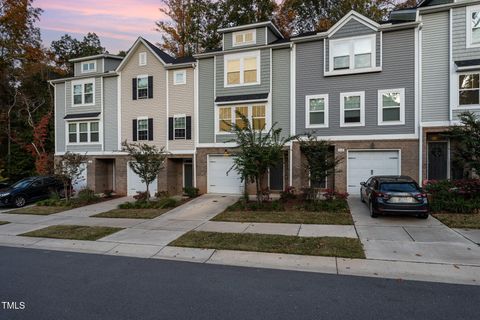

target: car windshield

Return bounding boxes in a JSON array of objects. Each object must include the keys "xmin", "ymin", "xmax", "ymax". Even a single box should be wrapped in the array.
[
  {"xmin": 10, "ymin": 179, "xmax": 34, "ymax": 189},
  {"xmin": 380, "ymin": 182, "xmax": 419, "ymax": 193}
]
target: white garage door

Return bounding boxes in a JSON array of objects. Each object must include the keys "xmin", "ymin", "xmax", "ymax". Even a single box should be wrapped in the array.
[
  {"xmin": 127, "ymin": 163, "xmax": 158, "ymax": 196},
  {"xmin": 72, "ymin": 163, "xmax": 87, "ymax": 193},
  {"xmin": 347, "ymin": 150, "xmax": 400, "ymax": 195},
  {"xmin": 208, "ymin": 156, "xmax": 244, "ymax": 194}
]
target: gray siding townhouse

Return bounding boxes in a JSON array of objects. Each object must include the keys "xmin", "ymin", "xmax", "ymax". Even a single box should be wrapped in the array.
[
  {"xmin": 418, "ymin": 0, "xmax": 480, "ymax": 181},
  {"xmin": 51, "ymin": 54, "xmax": 123, "ymax": 194},
  {"xmin": 291, "ymin": 11, "xmax": 421, "ymax": 195},
  {"xmin": 194, "ymin": 22, "xmax": 291, "ymax": 194},
  {"xmin": 116, "ymin": 37, "xmax": 196, "ymax": 196}
]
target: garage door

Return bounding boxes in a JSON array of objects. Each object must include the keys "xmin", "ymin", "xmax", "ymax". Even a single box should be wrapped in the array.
[
  {"xmin": 208, "ymin": 156, "xmax": 244, "ymax": 194},
  {"xmin": 347, "ymin": 150, "xmax": 400, "ymax": 195},
  {"xmin": 72, "ymin": 163, "xmax": 87, "ymax": 193},
  {"xmin": 127, "ymin": 163, "xmax": 158, "ymax": 196}
]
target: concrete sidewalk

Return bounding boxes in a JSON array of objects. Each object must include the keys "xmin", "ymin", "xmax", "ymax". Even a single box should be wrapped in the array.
[{"xmin": 348, "ymin": 197, "xmax": 480, "ymax": 265}]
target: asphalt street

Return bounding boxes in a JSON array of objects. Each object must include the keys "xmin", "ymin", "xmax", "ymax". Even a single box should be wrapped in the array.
[{"xmin": 0, "ymin": 246, "xmax": 478, "ymax": 320}]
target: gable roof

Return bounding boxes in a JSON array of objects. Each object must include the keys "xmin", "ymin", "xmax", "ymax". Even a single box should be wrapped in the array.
[
  {"xmin": 217, "ymin": 21, "xmax": 284, "ymax": 39},
  {"xmin": 327, "ymin": 10, "xmax": 380, "ymax": 38},
  {"xmin": 116, "ymin": 37, "xmax": 175, "ymax": 71},
  {"xmin": 418, "ymin": 0, "xmax": 453, "ymax": 7}
]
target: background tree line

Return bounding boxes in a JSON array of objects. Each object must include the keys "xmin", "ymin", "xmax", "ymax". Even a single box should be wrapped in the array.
[{"xmin": 0, "ymin": 0, "xmax": 416, "ymax": 182}]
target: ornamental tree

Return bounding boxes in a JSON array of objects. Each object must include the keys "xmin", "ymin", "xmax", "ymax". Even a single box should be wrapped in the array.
[
  {"xmin": 122, "ymin": 141, "xmax": 168, "ymax": 200},
  {"xmin": 55, "ymin": 152, "xmax": 88, "ymax": 201},
  {"xmin": 227, "ymin": 112, "xmax": 296, "ymax": 204}
]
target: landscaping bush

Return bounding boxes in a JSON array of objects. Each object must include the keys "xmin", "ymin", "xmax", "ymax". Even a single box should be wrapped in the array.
[
  {"xmin": 104, "ymin": 190, "xmax": 114, "ymax": 198},
  {"xmin": 227, "ymin": 200, "xmax": 285, "ymax": 212},
  {"xmin": 155, "ymin": 191, "xmax": 169, "ymax": 199},
  {"xmin": 300, "ymin": 198, "xmax": 349, "ymax": 213},
  {"xmin": 183, "ymin": 187, "xmax": 199, "ymax": 198},
  {"xmin": 425, "ymin": 179, "xmax": 480, "ymax": 213},
  {"xmin": 280, "ymin": 186, "xmax": 296, "ymax": 202},
  {"xmin": 133, "ymin": 191, "xmax": 149, "ymax": 202},
  {"xmin": 118, "ymin": 197, "xmax": 178, "ymax": 209},
  {"xmin": 77, "ymin": 188, "xmax": 98, "ymax": 203}
]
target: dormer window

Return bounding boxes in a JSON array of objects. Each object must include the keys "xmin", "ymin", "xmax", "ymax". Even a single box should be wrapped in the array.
[
  {"xmin": 467, "ymin": 5, "xmax": 480, "ymax": 48},
  {"xmin": 329, "ymin": 35, "xmax": 376, "ymax": 74},
  {"xmin": 139, "ymin": 52, "xmax": 147, "ymax": 66},
  {"xmin": 81, "ymin": 61, "xmax": 96, "ymax": 73},
  {"xmin": 232, "ymin": 29, "xmax": 256, "ymax": 47}
]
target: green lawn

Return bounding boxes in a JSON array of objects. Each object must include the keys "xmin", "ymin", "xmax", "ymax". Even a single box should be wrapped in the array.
[
  {"xmin": 8, "ymin": 206, "xmax": 71, "ymax": 215},
  {"xmin": 21, "ymin": 225, "xmax": 123, "ymax": 241},
  {"xmin": 213, "ymin": 210, "xmax": 353, "ymax": 225},
  {"xmin": 433, "ymin": 213, "xmax": 480, "ymax": 229},
  {"xmin": 93, "ymin": 208, "xmax": 171, "ymax": 219},
  {"xmin": 0, "ymin": 221, "xmax": 10, "ymax": 226},
  {"xmin": 170, "ymin": 231, "xmax": 365, "ymax": 259}
]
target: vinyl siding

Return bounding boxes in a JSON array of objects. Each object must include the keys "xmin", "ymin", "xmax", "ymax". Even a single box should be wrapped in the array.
[
  {"xmin": 216, "ymin": 49, "xmax": 270, "ymax": 96},
  {"xmin": 223, "ymin": 27, "xmax": 266, "ymax": 50},
  {"xmin": 55, "ymin": 83, "xmax": 66, "ymax": 153},
  {"xmin": 421, "ymin": 11, "xmax": 450, "ymax": 122},
  {"xmin": 103, "ymin": 76, "xmax": 118, "ymax": 151},
  {"xmin": 120, "ymin": 43, "xmax": 167, "ymax": 149},
  {"xmin": 104, "ymin": 58, "xmax": 122, "ymax": 72},
  {"xmin": 267, "ymin": 28, "xmax": 278, "ymax": 44},
  {"xmin": 198, "ymin": 58, "xmax": 215, "ymax": 143},
  {"xmin": 453, "ymin": 6, "xmax": 480, "ymax": 60},
  {"xmin": 330, "ymin": 19, "xmax": 376, "ymax": 39},
  {"xmin": 65, "ymin": 77, "xmax": 102, "ymax": 114},
  {"xmin": 296, "ymin": 28, "xmax": 416, "ymax": 136},
  {"xmin": 66, "ymin": 144, "xmax": 102, "ymax": 153},
  {"xmin": 74, "ymin": 58, "xmax": 103, "ymax": 76},
  {"xmin": 168, "ymin": 67, "xmax": 195, "ymax": 151},
  {"xmin": 272, "ymin": 48, "xmax": 290, "ymax": 138}
]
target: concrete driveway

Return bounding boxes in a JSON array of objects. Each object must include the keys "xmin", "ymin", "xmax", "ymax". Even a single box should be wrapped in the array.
[{"xmin": 348, "ymin": 197, "xmax": 480, "ymax": 266}]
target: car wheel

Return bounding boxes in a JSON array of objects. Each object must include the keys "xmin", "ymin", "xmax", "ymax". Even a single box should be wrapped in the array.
[
  {"xmin": 369, "ymin": 200, "xmax": 378, "ymax": 218},
  {"xmin": 417, "ymin": 213, "xmax": 429, "ymax": 219},
  {"xmin": 13, "ymin": 195, "xmax": 26, "ymax": 208},
  {"xmin": 360, "ymin": 192, "xmax": 365, "ymax": 203}
]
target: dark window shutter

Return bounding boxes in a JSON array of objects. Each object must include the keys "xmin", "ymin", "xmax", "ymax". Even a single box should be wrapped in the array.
[
  {"xmin": 132, "ymin": 78, "xmax": 137, "ymax": 100},
  {"xmin": 148, "ymin": 118, "xmax": 154, "ymax": 141},
  {"xmin": 132, "ymin": 119, "xmax": 137, "ymax": 141},
  {"xmin": 186, "ymin": 116, "xmax": 192, "ymax": 140},
  {"xmin": 168, "ymin": 117, "xmax": 174, "ymax": 140},
  {"xmin": 148, "ymin": 76, "xmax": 153, "ymax": 99}
]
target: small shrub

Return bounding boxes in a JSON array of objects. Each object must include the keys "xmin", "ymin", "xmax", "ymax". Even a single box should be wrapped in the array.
[
  {"xmin": 157, "ymin": 197, "xmax": 177, "ymax": 208},
  {"xmin": 183, "ymin": 187, "xmax": 199, "ymax": 198},
  {"xmin": 155, "ymin": 191, "xmax": 169, "ymax": 199},
  {"xmin": 425, "ymin": 179, "xmax": 480, "ymax": 213},
  {"xmin": 133, "ymin": 191, "xmax": 149, "ymax": 202},
  {"xmin": 227, "ymin": 200, "xmax": 285, "ymax": 212},
  {"xmin": 78, "ymin": 188, "xmax": 98, "ymax": 203},
  {"xmin": 301, "ymin": 198, "xmax": 349, "ymax": 213},
  {"xmin": 104, "ymin": 190, "xmax": 114, "ymax": 198},
  {"xmin": 280, "ymin": 186, "xmax": 296, "ymax": 202}
]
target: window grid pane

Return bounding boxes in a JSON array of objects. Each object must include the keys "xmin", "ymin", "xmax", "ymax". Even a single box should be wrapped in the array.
[
  {"xmin": 252, "ymin": 105, "xmax": 266, "ymax": 130},
  {"xmin": 219, "ymin": 107, "xmax": 232, "ymax": 132},
  {"xmin": 472, "ymin": 11, "xmax": 480, "ymax": 44},
  {"xmin": 235, "ymin": 106, "xmax": 248, "ymax": 129},
  {"xmin": 344, "ymin": 96, "xmax": 361, "ymax": 110}
]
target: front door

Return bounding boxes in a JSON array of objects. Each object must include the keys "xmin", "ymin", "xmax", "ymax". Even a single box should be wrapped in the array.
[
  {"xmin": 269, "ymin": 160, "xmax": 284, "ymax": 191},
  {"xmin": 428, "ymin": 142, "xmax": 448, "ymax": 180},
  {"xmin": 183, "ymin": 160, "xmax": 193, "ymax": 189}
]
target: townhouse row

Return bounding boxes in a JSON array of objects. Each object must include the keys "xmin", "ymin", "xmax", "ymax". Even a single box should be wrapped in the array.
[{"xmin": 50, "ymin": 0, "xmax": 480, "ymax": 197}]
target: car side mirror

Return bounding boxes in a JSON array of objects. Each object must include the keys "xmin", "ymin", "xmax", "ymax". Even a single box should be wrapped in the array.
[{"xmin": 360, "ymin": 182, "xmax": 366, "ymax": 186}]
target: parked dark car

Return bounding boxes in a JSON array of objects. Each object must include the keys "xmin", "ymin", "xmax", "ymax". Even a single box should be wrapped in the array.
[
  {"xmin": 0, "ymin": 181, "xmax": 11, "ymax": 190},
  {"xmin": 360, "ymin": 176, "xmax": 429, "ymax": 219},
  {"xmin": 0, "ymin": 176, "xmax": 65, "ymax": 208}
]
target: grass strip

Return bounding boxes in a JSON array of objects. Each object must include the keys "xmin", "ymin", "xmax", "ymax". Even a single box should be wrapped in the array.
[
  {"xmin": 93, "ymin": 208, "xmax": 170, "ymax": 219},
  {"xmin": 8, "ymin": 206, "xmax": 71, "ymax": 215},
  {"xmin": 433, "ymin": 213, "xmax": 480, "ymax": 229},
  {"xmin": 21, "ymin": 225, "xmax": 123, "ymax": 241},
  {"xmin": 170, "ymin": 231, "xmax": 365, "ymax": 259},
  {"xmin": 213, "ymin": 210, "xmax": 353, "ymax": 225}
]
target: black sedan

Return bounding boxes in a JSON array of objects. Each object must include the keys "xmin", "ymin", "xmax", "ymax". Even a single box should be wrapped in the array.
[
  {"xmin": 0, "ymin": 176, "xmax": 65, "ymax": 208},
  {"xmin": 360, "ymin": 176, "xmax": 429, "ymax": 219}
]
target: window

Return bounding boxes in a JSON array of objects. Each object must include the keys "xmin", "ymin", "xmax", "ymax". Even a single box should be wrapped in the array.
[
  {"xmin": 137, "ymin": 118, "xmax": 149, "ymax": 140},
  {"xmin": 81, "ymin": 61, "xmax": 96, "ymax": 73},
  {"xmin": 305, "ymin": 94, "xmax": 329, "ymax": 128},
  {"xmin": 174, "ymin": 70, "xmax": 186, "ymax": 85},
  {"xmin": 139, "ymin": 52, "xmax": 147, "ymax": 66},
  {"xmin": 174, "ymin": 115, "xmax": 186, "ymax": 139},
  {"xmin": 340, "ymin": 92, "xmax": 365, "ymax": 127},
  {"xmin": 378, "ymin": 89, "xmax": 405, "ymax": 125},
  {"xmin": 137, "ymin": 76, "xmax": 148, "ymax": 99},
  {"xmin": 329, "ymin": 35, "xmax": 376, "ymax": 74},
  {"xmin": 67, "ymin": 121, "xmax": 100, "ymax": 144},
  {"xmin": 72, "ymin": 80, "xmax": 94, "ymax": 106},
  {"xmin": 232, "ymin": 30, "xmax": 256, "ymax": 46},
  {"xmin": 217, "ymin": 104, "xmax": 267, "ymax": 133},
  {"xmin": 224, "ymin": 52, "xmax": 260, "ymax": 86},
  {"xmin": 467, "ymin": 5, "xmax": 480, "ymax": 47},
  {"xmin": 459, "ymin": 73, "xmax": 480, "ymax": 105}
]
